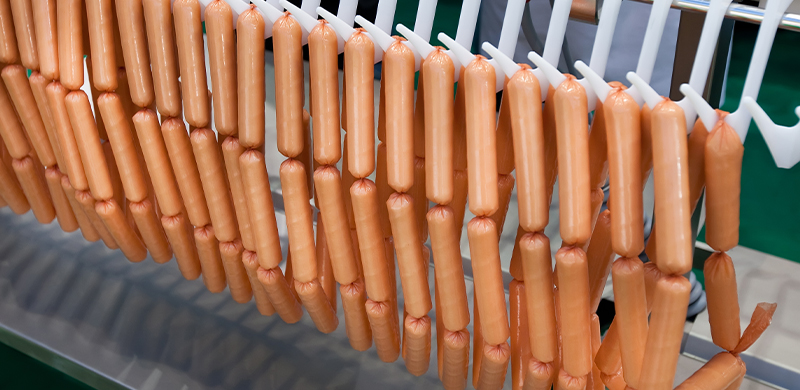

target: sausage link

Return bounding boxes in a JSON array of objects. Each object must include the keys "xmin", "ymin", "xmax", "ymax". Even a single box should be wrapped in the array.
[
  {"xmin": 403, "ymin": 315, "xmax": 431, "ymax": 376},
  {"xmin": 194, "ymin": 225, "xmax": 227, "ymax": 292},
  {"xmin": 241, "ymin": 250, "xmax": 276, "ymax": 315},
  {"xmin": 295, "ymin": 280, "xmax": 337, "ymax": 333},
  {"xmin": 555, "ymin": 370, "xmax": 588, "ymax": 390},
  {"xmin": 639, "ymin": 104, "xmax": 653, "ymax": 186},
  {"xmin": 173, "ymin": 0, "xmax": 209, "ymax": 128},
  {"xmin": 76, "ymin": 189, "xmax": 117, "ymax": 248},
  {"xmin": 31, "ymin": 0, "xmax": 57, "ymax": 80},
  {"xmin": 351, "ymin": 178, "xmax": 393, "ymax": 302},
  {"xmin": 611, "ymin": 257, "xmax": 649, "ymax": 388},
  {"xmin": 308, "ymin": 21, "xmax": 341, "ymax": 164},
  {"xmin": 599, "ymin": 368, "xmax": 627, "ymax": 390},
  {"xmin": 204, "ymin": 0, "xmax": 237, "ymax": 135},
  {"xmin": 239, "ymin": 150, "xmax": 283, "ymax": 269},
  {"xmin": 440, "ymin": 329, "xmax": 469, "ymax": 390},
  {"xmin": 366, "ymin": 299, "xmax": 401, "ymax": 362},
  {"xmin": 687, "ymin": 118, "xmax": 709, "ymax": 213},
  {"xmin": 131, "ymin": 109, "xmax": 183, "ymax": 216},
  {"xmin": 675, "ymin": 352, "xmax": 743, "ymax": 390},
  {"xmin": 28, "ymin": 73, "xmax": 64, "ymax": 168},
  {"xmin": 0, "ymin": 149, "xmax": 29, "ymax": 214},
  {"xmin": 85, "ymin": 0, "xmax": 117, "ymax": 91},
  {"xmin": 279, "ymin": 158, "xmax": 317, "ymax": 282},
  {"xmin": 218, "ymin": 240, "xmax": 252, "ymax": 303},
  {"xmin": 60, "ymin": 175, "xmax": 99, "ymax": 240},
  {"xmin": 453, "ymin": 66, "xmax": 467, "ymax": 171},
  {"xmin": 511, "ymin": 280, "xmax": 532, "ymax": 390},
  {"xmin": 422, "ymin": 49, "xmax": 455, "ymax": 204},
  {"xmin": 384, "ymin": 38, "xmax": 415, "ymax": 192},
  {"xmin": 594, "ymin": 320, "xmax": 622, "ymax": 375},
  {"xmin": 464, "ymin": 57, "xmax": 499, "ymax": 216},
  {"xmin": 57, "ymin": 0, "xmax": 83, "ymax": 90},
  {"xmin": 468, "ymin": 217, "xmax": 509, "ymax": 345},
  {"xmin": 96, "ymin": 198, "xmax": 147, "ymax": 261},
  {"xmin": 376, "ymin": 142, "xmax": 393, "ymax": 238},
  {"xmin": 489, "ymin": 173, "xmax": 515, "ymax": 236},
  {"xmin": 235, "ymin": 7, "xmax": 266, "ymax": 148},
  {"xmin": 161, "ymin": 213, "xmax": 202, "ymax": 279},
  {"xmin": 704, "ymin": 119, "xmax": 743, "ymax": 252},
  {"xmin": 221, "ymin": 137, "xmax": 255, "ymax": 250},
  {"xmin": 3, "ymin": 66, "xmax": 55, "ymax": 165},
  {"xmin": 524, "ymin": 357, "xmax": 556, "ymax": 390},
  {"xmin": 271, "ymin": 13, "xmax": 304, "ymax": 153},
  {"xmin": 47, "ymin": 82, "xmax": 88, "ymax": 189},
  {"xmin": 543, "ymin": 87, "xmax": 559, "ymax": 204},
  {"xmin": 338, "ymin": 281, "xmax": 371, "ymax": 351},
  {"xmin": 650, "ymin": 99, "xmax": 692, "ymax": 275},
  {"xmin": 604, "ymin": 89, "xmax": 644, "ymax": 256},
  {"xmin": 257, "ymin": 266, "xmax": 303, "ymax": 323},
  {"xmin": 45, "ymin": 167, "xmax": 78, "ymax": 231},
  {"xmin": 0, "ymin": 0, "xmax": 18, "ymax": 64},
  {"xmin": 129, "ymin": 199, "xmax": 172, "ymax": 263},
  {"xmin": 101, "ymin": 142, "xmax": 125, "ymax": 220},
  {"xmin": 586, "ymin": 209, "xmax": 614, "ymax": 312},
  {"xmin": 191, "ymin": 128, "xmax": 239, "ymax": 241},
  {"xmin": 520, "ymin": 232, "xmax": 558, "ymax": 363},
  {"xmin": 10, "ymin": 0, "xmax": 38, "ymax": 70},
  {"xmin": 344, "ymin": 29, "xmax": 375, "ymax": 177},
  {"xmin": 64, "ymin": 91, "xmax": 113, "ymax": 200},
  {"xmin": 588, "ymin": 99, "xmax": 609, "ymax": 189},
  {"xmin": 427, "ymin": 205, "xmax": 470, "ymax": 330},
  {"xmin": 314, "ymin": 165, "xmax": 360, "ymax": 284},
  {"xmin": 508, "ymin": 226, "xmax": 525, "ymax": 281},
  {"xmin": 387, "ymin": 192, "xmax": 432, "ymax": 318},
  {"xmin": 142, "ymin": 0, "xmax": 181, "ymax": 117},
  {"xmin": 12, "ymin": 157, "xmax": 53, "ymax": 222},
  {"xmin": 115, "ymin": 0, "xmax": 153, "ymax": 107},
  {"xmin": 97, "ymin": 93, "xmax": 148, "ymax": 201},
  {"xmin": 589, "ymin": 314, "xmax": 604, "ymax": 390},
  {"xmin": 377, "ymin": 64, "xmax": 387, "ymax": 143},
  {"xmin": 496, "ymin": 81, "xmax": 515, "ymax": 176},
  {"xmin": 555, "ymin": 246, "xmax": 592, "ymax": 377},
  {"xmin": 413, "ymin": 59, "xmax": 426, "ymax": 159},
  {"xmin": 411, "ymin": 157, "xmax": 428, "ymax": 241},
  {"xmin": 161, "ymin": 118, "xmax": 211, "ymax": 226},
  {"xmin": 704, "ymin": 251, "xmax": 741, "ymax": 351},
  {"xmin": 316, "ymin": 216, "xmax": 338, "ymax": 312},
  {"xmin": 476, "ymin": 342, "xmax": 511, "ymax": 390},
  {"xmin": 638, "ymin": 275, "xmax": 691, "ymax": 390},
  {"xmin": 0, "ymin": 74, "xmax": 31, "ymax": 159}
]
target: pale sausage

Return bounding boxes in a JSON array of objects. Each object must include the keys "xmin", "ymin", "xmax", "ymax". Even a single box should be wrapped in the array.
[
  {"xmin": 476, "ymin": 342, "xmax": 510, "ymax": 390},
  {"xmin": 523, "ymin": 357, "xmax": 556, "ymax": 390},
  {"xmin": 510, "ymin": 280, "xmax": 532, "ymax": 390},
  {"xmin": 675, "ymin": 352, "xmax": 743, "ymax": 390},
  {"xmin": 384, "ymin": 37, "xmax": 415, "ymax": 192},
  {"xmin": 308, "ymin": 21, "xmax": 341, "ymax": 164},
  {"xmin": 131, "ymin": 109, "xmax": 183, "ymax": 216},
  {"xmin": 31, "ymin": 0, "xmax": 57, "ymax": 80},
  {"xmin": 403, "ymin": 315, "xmax": 431, "ymax": 376},
  {"xmin": 555, "ymin": 246, "xmax": 592, "ymax": 377},
  {"xmin": 77, "ymin": 189, "xmax": 117, "ymax": 248},
  {"xmin": 28, "ymin": 72, "xmax": 64, "ymax": 168},
  {"xmin": 194, "ymin": 225, "xmax": 227, "ymax": 292},
  {"xmin": 45, "ymin": 167, "xmax": 78, "ymax": 231},
  {"xmin": 351, "ymin": 178, "xmax": 393, "ymax": 302},
  {"xmin": 221, "ymin": 137, "xmax": 255, "ymax": 250},
  {"xmin": 441, "ymin": 329, "xmax": 469, "ymax": 390},
  {"xmin": 10, "ymin": 0, "xmax": 38, "ymax": 70},
  {"xmin": 0, "ymin": 147, "xmax": 29, "ymax": 214},
  {"xmin": 520, "ymin": 232, "xmax": 558, "ymax": 363},
  {"xmin": 704, "ymin": 118, "xmax": 742, "ymax": 252},
  {"xmin": 239, "ymin": 150, "xmax": 283, "ymax": 269},
  {"xmin": 611, "ymin": 256, "xmax": 649, "ymax": 388},
  {"xmin": 272, "ymin": 13, "xmax": 304, "ymax": 154},
  {"xmin": 423, "ymin": 48, "xmax": 455, "ymax": 205},
  {"xmin": 704, "ymin": 251, "xmax": 741, "ymax": 351},
  {"xmin": 0, "ymin": 0, "xmax": 19, "ymax": 64},
  {"xmin": 46, "ymin": 82, "xmax": 88, "ymax": 190},
  {"xmin": 2, "ymin": 65, "xmax": 55, "ymax": 165},
  {"xmin": 129, "ymin": 199, "xmax": 172, "ymax": 263},
  {"xmin": 61, "ymin": 175, "xmax": 99, "ymax": 241},
  {"xmin": 258, "ymin": 266, "xmax": 303, "ymax": 323},
  {"xmin": 366, "ymin": 299, "xmax": 401, "ymax": 362},
  {"xmin": 173, "ymin": 0, "xmax": 209, "ymax": 128},
  {"xmin": 314, "ymin": 165, "xmax": 360, "ymax": 284},
  {"xmin": 242, "ymin": 250, "xmax": 277, "ymax": 316},
  {"xmin": 464, "ymin": 56, "xmax": 498, "ymax": 216},
  {"xmin": 376, "ymin": 142, "xmax": 393, "ymax": 237},
  {"xmin": 387, "ymin": 192, "xmax": 431, "ymax": 318},
  {"xmin": 235, "ymin": 8, "xmax": 266, "ymax": 148},
  {"xmin": 489, "ymin": 173, "xmax": 515, "ymax": 236},
  {"xmin": 341, "ymin": 279, "xmax": 373, "ymax": 351},
  {"xmin": 296, "ymin": 278, "xmax": 338, "ymax": 333},
  {"xmin": 13, "ymin": 156, "xmax": 55, "ymax": 222},
  {"xmin": 344, "ymin": 29, "xmax": 374, "ymax": 177},
  {"xmin": 0, "ymin": 73, "xmax": 31, "ymax": 160}
]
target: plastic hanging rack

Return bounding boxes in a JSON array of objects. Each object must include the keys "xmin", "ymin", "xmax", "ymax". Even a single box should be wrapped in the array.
[
  {"xmin": 279, "ymin": 0, "xmax": 322, "ymax": 45},
  {"xmin": 318, "ymin": 0, "xmax": 402, "ymax": 63},
  {"xmin": 744, "ymin": 98, "xmax": 800, "ymax": 168},
  {"xmin": 352, "ymin": 1, "xmax": 439, "ymax": 67},
  {"xmin": 678, "ymin": 0, "xmax": 794, "ymax": 145},
  {"xmin": 312, "ymin": 0, "xmax": 359, "ymax": 53},
  {"xmin": 388, "ymin": 0, "xmax": 441, "ymax": 70}
]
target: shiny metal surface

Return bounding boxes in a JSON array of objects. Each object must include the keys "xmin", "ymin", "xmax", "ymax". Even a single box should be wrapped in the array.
[{"xmin": 627, "ymin": 0, "xmax": 800, "ymax": 32}]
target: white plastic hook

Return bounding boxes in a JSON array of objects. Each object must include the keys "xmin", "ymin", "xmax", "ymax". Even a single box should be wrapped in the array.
[
  {"xmin": 679, "ymin": 84, "xmax": 719, "ymax": 130},
  {"xmin": 626, "ymin": 71, "xmax": 662, "ymax": 111},
  {"xmin": 326, "ymin": 0, "xmax": 398, "ymax": 63},
  {"xmin": 355, "ymin": 16, "xmax": 395, "ymax": 53},
  {"xmin": 438, "ymin": 33, "xmax": 477, "ymax": 74},
  {"xmin": 252, "ymin": 0, "xmax": 284, "ymax": 28},
  {"xmin": 743, "ymin": 97, "xmax": 800, "ymax": 168},
  {"xmin": 396, "ymin": 24, "xmax": 435, "ymax": 62},
  {"xmin": 374, "ymin": 0, "xmax": 398, "ymax": 34},
  {"xmin": 336, "ymin": 0, "xmax": 358, "ymax": 26},
  {"xmin": 528, "ymin": 51, "xmax": 566, "ymax": 91},
  {"xmin": 316, "ymin": 7, "xmax": 354, "ymax": 53},
  {"xmin": 575, "ymin": 61, "xmax": 612, "ymax": 102},
  {"xmin": 481, "ymin": 43, "xmax": 523, "ymax": 81},
  {"xmin": 225, "ymin": 0, "xmax": 250, "ymax": 27},
  {"xmin": 586, "ymin": 0, "xmax": 623, "ymax": 80},
  {"xmin": 523, "ymin": 0, "xmax": 575, "ymax": 101},
  {"xmin": 279, "ymin": 0, "xmax": 320, "ymax": 45}
]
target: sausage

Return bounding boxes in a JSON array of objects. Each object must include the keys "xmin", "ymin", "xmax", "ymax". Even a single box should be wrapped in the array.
[
  {"xmin": 299, "ymin": 109, "xmax": 313, "ymax": 194},
  {"xmin": 496, "ymin": 89, "xmax": 516, "ymax": 178},
  {"xmin": 96, "ymin": 198, "xmax": 147, "ymax": 261},
  {"xmin": 467, "ymin": 217, "xmax": 509, "ymax": 345},
  {"xmin": 45, "ymin": 167, "xmax": 78, "ymax": 231},
  {"xmin": 421, "ymin": 50, "xmax": 455, "ymax": 204},
  {"xmin": 77, "ymin": 189, "xmax": 118, "ymax": 248},
  {"xmin": 489, "ymin": 173, "xmax": 515, "ymax": 236},
  {"xmin": 60, "ymin": 175, "xmax": 99, "ymax": 240},
  {"xmin": 554, "ymin": 246, "xmax": 592, "ymax": 377},
  {"xmin": 214, "ymin": 240, "xmax": 251, "ymax": 303},
  {"xmin": 638, "ymin": 275, "xmax": 691, "ymax": 390},
  {"xmin": 376, "ymin": 142, "xmax": 393, "ymax": 238},
  {"xmin": 704, "ymin": 118, "xmax": 742, "ymax": 252},
  {"xmin": 377, "ymin": 65, "xmax": 387, "ymax": 143},
  {"xmin": 427, "ymin": 205, "xmax": 470, "ymax": 330},
  {"xmin": 0, "ymin": 74, "xmax": 31, "ymax": 160},
  {"xmin": 46, "ymin": 82, "xmax": 88, "ymax": 190},
  {"xmin": 343, "ymin": 30, "xmax": 375, "ymax": 177},
  {"xmin": 434, "ymin": 280, "xmax": 444, "ymax": 378},
  {"xmin": 2, "ymin": 66, "xmax": 56, "ymax": 166},
  {"xmin": 341, "ymin": 139, "xmax": 357, "ymax": 230},
  {"xmin": 384, "ymin": 38, "xmax": 415, "ymax": 192},
  {"xmin": 160, "ymin": 213, "xmax": 202, "ymax": 279},
  {"xmin": 161, "ymin": 118, "xmax": 211, "ymax": 226},
  {"xmin": 511, "ymin": 280, "xmax": 532, "ymax": 390},
  {"xmin": 31, "ymin": 0, "xmax": 57, "ymax": 80},
  {"xmin": 599, "ymin": 368, "xmax": 627, "ymax": 390},
  {"xmin": 589, "ymin": 314, "xmax": 603, "ymax": 390},
  {"xmin": 239, "ymin": 150, "xmax": 283, "ymax": 270},
  {"xmin": 257, "ymin": 266, "xmax": 303, "ymax": 324},
  {"xmin": 314, "ymin": 165, "xmax": 360, "ymax": 284},
  {"xmin": 85, "ymin": 0, "xmax": 117, "ymax": 91},
  {"xmin": 294, "ymin": 279, "xmax": 337, "ymax": 333},
  {"xmin": 81, "ymin": 58, "xmax": 110, "ymax": 142},
  {"xmin": 9, "ymin": 0, "xmax": 38, "ymax": 70},
  {"xmin": 28, "ymin": 73, "xmax": 64, "ymax": 169},
  {"xmin": 464, "ymin": 56, "xmax": 499, "ymax": 216},
  {"xmin": 604, "ymin": 89, "xmax": 644, "ymax": 256},
  {"xmin": 585, "ymin": 209, "xmax": 613, "ymax": 313},
  {"xmin": 142, "ymin": 0, "xmax": 181, "ymax": 117},
  {"xmin": 413, "ymin": 59, "xmax": 426, "ymax": 159},
  {"xmin": 221, "ymin": 137, "xmax": 255, "ymax": 251},
  {"xmin": 13, "ymin": 157, "xmax": 54, "ymax": 223},
  {"xmin": 473, "ymin": 292, "xmax": 484, "ymax": 388},
  {"xmin": 190, "ymin": 129, "xmax": 239, "ymax": 242},
  {"xmin": 553, "ymin": 77, "xmax": 591, "ymax": 246},
  {"xmin": 387, "ymin": 192, "xmax": 432, "ymax": 318},
  {"xmin": 64, "ymin": 91, "xmax": 113, "ymax": 200},
  {"xmin": 441, "ymin": 329, "xmax": 469, "ymax": 390},
  {"xmin": 195, "ymin": 226, "xmax": 228, "ymax": 292},
  {"xmin": 129, "ymin": 199, "xmax": 172, "ymax": 263},
  {"xmin": 611, "ymin": 257, "xmax": 649, "ymax": 388},
  {"xmin": 594, "ymin": 320, "xmax": 622, "ymax": 376},
  {"xmin": 0, "ymin": 0, "xmax": 18, "ymax": 64},
  {"xmin": 704, "ymin": 251, "xmax": 741, "ymax": 351},
  {"xmin": 687, "ymin": 118, "xmax": 709, "ymax": 213},
  {"xmin": 650, "ymin": 99, "xmax": 692, "ymax": 275},
  {"xmin": 411, "ymin": 157, "xmax": 428, "ymax": 241},
  {"xmin": 0, "ymin": 149, "xmax": 28, "ymax": 214},
  {"xmin": 524, "ymin": 357, "xmax": 556, "ymax": 390},
  {"xmin": 173, "ymin": 0, "xmax": 209, "ymax": 128},
  {"xmin": 402, "ymin": 315, "xmax": 431, "ymax": 376},
  {"xmin": 453, "ymin": 66, "xmax": 467, "ymax": 171},
  {"xmin": 131, "ymin": 110, "xmax": 182, "ymax": 216},
  {"xmin": 351, "ymin": 178, "xmax": 393, "ymax": 302},
  {"xmin": 97, "ymin": 93, "xmax": 148, "ymax": 202},
  {"xmin": 675, "ymin": 352, "xmax": 743, "ymax": 390},
  {"xmin": 316, "ymin": 216, "xmax": 338, "ymax": 312},
  {"xmin": 476, "ymin": 342, "xmax": 511, "ymax": 390},
  {"xmin": 639, "ymin": 104, "xmax": 653, "ymax": 186},
  {"xmin": 56, "ymin": 0, "xmax": 83, "ymax": 90},
  {"xmin": 340, "ymin": 279, "xmax": 373, "ymax": 350},
  {"xmin": 554, "ymin": 369, "xmax": 588, "ymax": 390},
  {"xmin": 507, "ymin": 67, "xmax": 548, "ymax": 232},
  {"xmin": 115, "ymin": 0, "xmax": 153, "ymax": 107},
  {"xmin": 271, "ymin": 14, "xmax": 304, "ymax": 154},
  {"xmin": 279, "ymin": 158, "xmax": 317, "ymax": 282},
  {"xmin": 508, "ymin": 226, "xmax": 525, "ymax": 281},
  {"xmin": 204, "ymin": 0, "xmax": 237, "ymax": 136},
  {"xmin": 366, "ymin": 299, "xmax": 401, "ymax": 362},
  {"xmin": 520, "ymin": 232, "xmax": 558, "ymax": 363},
  {"xmin": 588, "ymin": 99, "xmax": 609, "ymax": 190},
  {"xmin": 543, "ymin": 87, "xmax": 559, "ymax": 204},
  {"xmin": 241, "ymin": 250, "xmax": 276, "ymax": 316},
  {"xmin": 235, "ymin": 7, "xmax": 266, "ymax": 148},
  {"xmin": 101, "ymin": 142, "xmax": 125, "ymax": 218},
  {"xmin": 307, "ymin": 21, "xmax": 340, "ymax": 164}
]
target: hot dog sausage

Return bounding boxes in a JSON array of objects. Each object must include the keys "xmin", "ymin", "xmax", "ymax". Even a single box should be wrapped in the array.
[
  {"xmin": 204, "ymin": 0, "xmax": 237, "ymax": 136},
  {"xmin": 524, "ymin": 357, "xmax": 556, "ymax": 390},
  {"xmin": 604, "ymin": 88, "xmax": 644, "ymax": 256},
  {"xmin": 129, "ymin": 199, "xmax": 172, "ymax": 263},
  {"xmin": 161, "ymin": 118, "xmax": 211, "ymax": 225},
  {"xmin": 403, "ymin": 315, "xmax": 431, "ymax": 376},
  {"xmin": 101, "ymin": 142, "xmax": 125, "ymax": 217},
  {"xmin": 366, "ymin": 299, "xmax": 401, "ymax": 362},
  {"xmin": 65, "ymin": 91, "xmax": 113, "ymax": 200},
  {"xmin": 218, "ymin": 240, "xmax": 252, "ymax": 303},
  {"xmin": 387, "ymin": 192, "xmax": 432, "ymax": 318},
  {"xmin": 555, "ymin": 246, "xmax": 592, "ymax": 377},
  {"xmin": 0, "ymin": 74, "xmax": 31, "ymax": 160},
  {"xmin": 142, "ymin": 0, "xmax": 181, "ymax": 117},
  {"xmin": 520, "ymin": 232, "xmax": 558, "ymax": 364},
  {"xmin": 468, "ymin": 217, "xmax": 509, "ymax": 346},
  {"xmin": 45, "ymin": 167, "xmax": 78, "ymax": 231},
  {"xmin": 427, "ymin": 205, "xmax": 470, "ymax": 331},
  {"xmin": 704, "ymin": 251, "xmax": 741, "ymax": 351},
  {"xmin": 28, "ymin": 73, "xmax": 64, "ymax": 169},
  {"xmin": 376, "ymin": 142, "xmax": 393, "ymax": 238},
  {"xmin": 239, "ymin": 150, "xmax": 283, "ymax": 269},
  {"xmin": 10, "ymin": 0, "xmax": 38, "ymax": 70},
  {"xmin": 241, "ymin": 250, "xmax": 276, "ymax": 316},
  {"xmin": 31, "ymin": 0, "xmax": 57, "ymax": 80},
  {"xmin": 279, "ymin": 158, "xmax": 317, "ymax": 283},
  {"xmin": 316, "ymin": 216, "xmax": 338, "ymax": 311},
  {"xmin": 423, "ymin": 49, "xmax": 454, "ymax": 205},
  {"xmin": 611, "ymin": 256, "xmax": 649, "ymax": 388},
  {"xmin": 675, "ymin": 352, "xmax": 743, "ymax": 390},
  {"xmin": 511, "ymin": 280, "xmax": 532, "ymax": 390},
  {"xmin": 47, "ymin": 82, "xmax": 89, "ymax": 190},
  {"xmin": 194, "ymin": 225, "xmax": 227, "ymax": 292},
  {"xmin": 97, "ymin": 93, "xmax": 148, "ymax": 202},
  {"xmin": 489, "ymin": 173, "xmax": 515, "ymax": 236},
  {"xmin": 344, "ymin": 29, "xmax": 374, "ymax": 177},
  {"xmin": 13, "ymin": 156, "xmax": 54, "ymax": 222},
  {"xmin": 295, "ymin": 279, "xmax": 338, "ymax": 333},
  {"xmin": 588, "ymin": 99, "xmax": 609, "ymax": 190},
  {"xmin": 594, "ymin": 320, "xmax": 622, "ymax": 375},
  {"xmin": 704, "ymin": 118, "xmax": 743, "ymax": 252},
  {"xmin": 308, "ymin": 21, "xmax": 341, "ymax": 165},
  {"xmin": 464, "ymin": 56, "xmax": 498, "ymax": 216},
  {"xmin": 638, "ymin": 275, "xmax": 691, "ymax": 390},
  {"xmin": 131, "ymin": 109, "xmax": 183, "ymax": 216},
  {"xmin": 351, "ymin": 178, "xmax": 393, "ymax": 302},
  {"xmin": 173, "ymin": 0, "xmax": 209, "ymax": 129},
  {"xmin": 476, "ymin": 342, "xmax": 511, "ymax": 390},
  {"xmin": 413, "ymin": 60, "xmax": 425, "ymax": 159},
  {"xmin": 411, "ymin": 157, "xmax": 428, "ymax": 241},
  {"xmin": 190, "ymin": 128, "xmax": 239, "ymax": 242},
  {"xmin": 2, "ymin": 65, "xmax": 55, "ymax": 166},
  {"xmin": 554, "ymin": 369, "xmax": 587, "ymax": 390},
  {"xmin": 85, "ymin": 0, "xmax": 117, "ymax": 91},
  {"xmin": 0, "ymin": 149, "xmax": 29, "ymax": 214},
  {"xmin": 236, "ymin": 7, "xmax": 267, "ymax": 148},
  {"xmin": 115, "ymin": 0, "xmax": 153, "ymax": 108},
  {"xmin": 341, "ymin": 279, "xmax": 373, "ymax": 351},
  {"xmin": 61, "ymin": 175, "xmax": 99, "ymax": 241},
  {"xmin": 543, "ymin": 87, "xmax": 558, "ymax": 204},
  {"xmin": 453, "ymin": 66, "xmax": 467, "ymax": 172},
  {"xmin": 650, "ymin": 99, "xmax": 692, "ymax": 275},
  {"xmin": 384, "ymin": 38, "xmax": 415, "ymax": 192},
  {"xmin": 0, "ymin": 0, "xmax": 18, "ymax": 64},
  {"xmin": 221, "ymin": 137, "xmax": 255, "ymax": 250},
  {"xmin": 77, "ymin": 189, "xmax": 117, "ymax": 248},
  {"xmin": 314, "ymin": 165, "xmax": 360, "ymax": 284},
  {"xmin": 57, "ymin": 0, "xmax": 83, "ymax": 90},
  {"xmin": 257, "ymin": 266, "xmax": 303, "ymax": 324},
  {"xmin": 441, "ymin": 329, "xmax": 469, "ymax": 390},
  {"xmin": 96, "ymin": 198, "xmax": 147, "ymax": 261},
  {"xmin": 272, "ymin": 13, "xmax": 304, "ymax": 156}
]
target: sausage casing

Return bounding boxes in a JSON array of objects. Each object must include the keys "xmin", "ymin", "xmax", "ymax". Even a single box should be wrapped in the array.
[
  {"xmin": 85, "ymin": 0, "xmax": 118, "ymax": 91},
  {"xmin": 520, "ymin": 232, "xmax": 558, "ymax": 363},
  {"xmin": 351, "ymin": 178, "xmax": 393, "ymax": 302},
  {"xmin": 387, "ymin": 192, "xmax": 431, "ymax": 318},
  {"xmin": 704, "ymin": 251, "xmax": 741, "ymax": 351},
  {"xmin": 555, "ymin": 246, "xmax": 592, "ymax": 377},
  {"xmin": 115, "ymin": 0, "xmax": 154, "ymax": 108},
  {"xmin": 65, "ymin": 91, "xmax": 113, "ymax": 200},
  {"xmin": 344, "ymin": 29, "xmax": 375, "ymax": 178},
  {"xmin": 239, "ymin": 150, "xmax": 283, "ymax": 269},
  {"xmin": 272, "ymin": 13, "xmax": 304, "ymax": 155},
  {"xmin": 704, "ymin": 118, "xmax": 743, "ymax": 252},
  {"xmin": 384, "ymin": 38, "xmax": 415, "ymax": 192},
  {"xmin": 57, "ymin": 0, "xmax": 83, "ymax": 90},
  {"xmin": 464, "ymin": 57, "xmax": 498, "ymax": 216},
  {"xmin": 10, "ymin": 0, "xmax": 38, "ymax": 70},
  {"xmin": 279, "ymin": 158, "xmax": 317, "ymax": 283},
  {"xmin": 161, "ymin": 118, "xmax": 211, "ymax": 226},
  {"xmin": 205, "ymin": 0, "xmax": 238, "ymax": 135},
  {"xmin": 142, "ymin": 0, "xmax": 182, "ymax": 117},
  {"xmin": 468, "ymin": 217, "xmax": 509, "ymax": 346},
  {"xmin": 97, "ymin": 93, "xmax": 148, "ymax": 202},
  {"xmin": 132, "ymin": 109, "xmax": 183, "ymax": 216},
  {"xmin": 314, "ymin": 165, "xmax": 360, "ymax": 285},
  {"xmin": 173, "ymin": 0, "xmax": 209, "ymax": 128},
  {"xmin": 31, "ymin": 0, "xmax": 58, "ymax": 80},
  {"xmin": 2, "ymin": 65, "xmax": 56, "ymax": 166},
  {"xmin": 308, "ymin": 21, "xmax": 341, "ymax": 165},
  {"xmin": 0, "ymin": 0, "xmax": 19, "ymax": 64},
  {"xmin": 427, "ymin": 205, "xmax": 470, "ymax": 331},
  {"xmin": 13, "ymin": 156, "xmax": 55, "ymax": 223},
  {"xmin": 423, "ymin": 48, "xmax": 455, "ymax": 205}
]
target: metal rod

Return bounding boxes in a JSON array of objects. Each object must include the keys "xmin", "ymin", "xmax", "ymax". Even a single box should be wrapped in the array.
[{"xmin": 627, "ymin": 0, "xmax": 800, "ymax": 32}]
